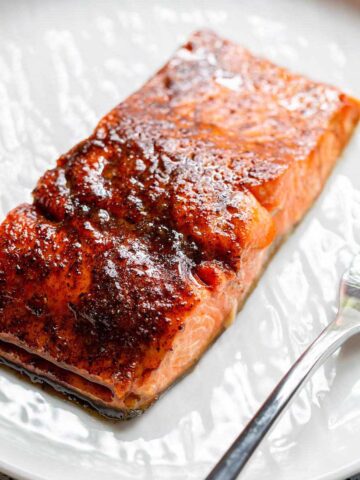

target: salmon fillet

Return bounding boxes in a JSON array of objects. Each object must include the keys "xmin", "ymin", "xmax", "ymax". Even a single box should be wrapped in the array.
[{"xmin": 0, "ymin": 30, "xmax": 359, "ymax": 418}]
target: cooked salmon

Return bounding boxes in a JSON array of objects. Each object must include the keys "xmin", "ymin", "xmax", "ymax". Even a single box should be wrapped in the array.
[{"xmin": 0, "ymin": 30, "xmax": 358, "ymax": 418}]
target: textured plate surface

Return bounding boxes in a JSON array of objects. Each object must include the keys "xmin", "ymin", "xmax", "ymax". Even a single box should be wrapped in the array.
[{"xmin": 0, "ymin": 1, "xmax": 359, "ymax": 479}]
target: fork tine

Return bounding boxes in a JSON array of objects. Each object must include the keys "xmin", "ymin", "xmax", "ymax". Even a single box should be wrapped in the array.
[{"xmin": 341, "ymin": 251, "xmax": 360, "ymax": 304}]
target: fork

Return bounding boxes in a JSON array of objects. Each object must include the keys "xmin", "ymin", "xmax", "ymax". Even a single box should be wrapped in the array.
[{"xmin": 206, "ymin": 252, "xmax": 360, "ymax": 480}]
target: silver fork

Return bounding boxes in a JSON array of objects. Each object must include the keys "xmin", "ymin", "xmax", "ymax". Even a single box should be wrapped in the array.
[{"xmin": 206, "ymin": 252, "xmax": 360, "ymax": 480}]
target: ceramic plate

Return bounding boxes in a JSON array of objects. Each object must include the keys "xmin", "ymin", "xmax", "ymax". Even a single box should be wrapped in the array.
[{"xmin": 0, "ymin": 1, "xmax": 359, "ymax": 479}]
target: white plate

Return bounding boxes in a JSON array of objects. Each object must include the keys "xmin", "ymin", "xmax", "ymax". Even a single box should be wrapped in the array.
[{"xmin": 0, "ymin": 1, "xmax": 359, "ymax": 479}]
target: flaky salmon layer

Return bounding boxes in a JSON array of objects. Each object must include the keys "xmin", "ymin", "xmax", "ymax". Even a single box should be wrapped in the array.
[{"xmin": 0, "ymin": 30, "xmax": 359, "ymax": 418}]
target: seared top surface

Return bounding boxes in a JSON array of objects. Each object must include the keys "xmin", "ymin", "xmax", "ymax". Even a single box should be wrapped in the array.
[{"xmin": 0, "ymin": 30, "xmax": 348, "ymax": 388}]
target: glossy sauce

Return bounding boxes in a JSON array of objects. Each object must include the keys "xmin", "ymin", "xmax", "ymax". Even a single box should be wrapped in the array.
[{"xmin": 0, "ymin": 29, "xmax": 358, "ymax": 416}]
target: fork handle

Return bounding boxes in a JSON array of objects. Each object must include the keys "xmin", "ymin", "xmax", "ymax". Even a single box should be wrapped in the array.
[{"xmin": 206, "ymin": 307, "xmax": 360, "ymax": 480}]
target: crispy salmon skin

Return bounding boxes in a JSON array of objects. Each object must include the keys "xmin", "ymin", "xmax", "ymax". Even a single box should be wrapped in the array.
[{"xmin": 0, "ymin": 30, "xmax": 359, "ymax": 418}]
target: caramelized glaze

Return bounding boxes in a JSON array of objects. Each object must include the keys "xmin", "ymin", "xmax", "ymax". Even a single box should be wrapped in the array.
[{"xmin": 0, "ymin": 30, "xmax": 358, "ymax": 417}]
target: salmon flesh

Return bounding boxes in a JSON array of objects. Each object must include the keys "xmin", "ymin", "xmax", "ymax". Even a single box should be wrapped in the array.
[{"xmin": 0, "ymin": 30, "xmax": 359, "ymax": 418}]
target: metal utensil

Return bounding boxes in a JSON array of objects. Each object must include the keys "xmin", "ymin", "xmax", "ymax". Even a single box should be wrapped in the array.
[{"xmin": 206, "ymin": 252, "xmax": 360, "ymax": 480}]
